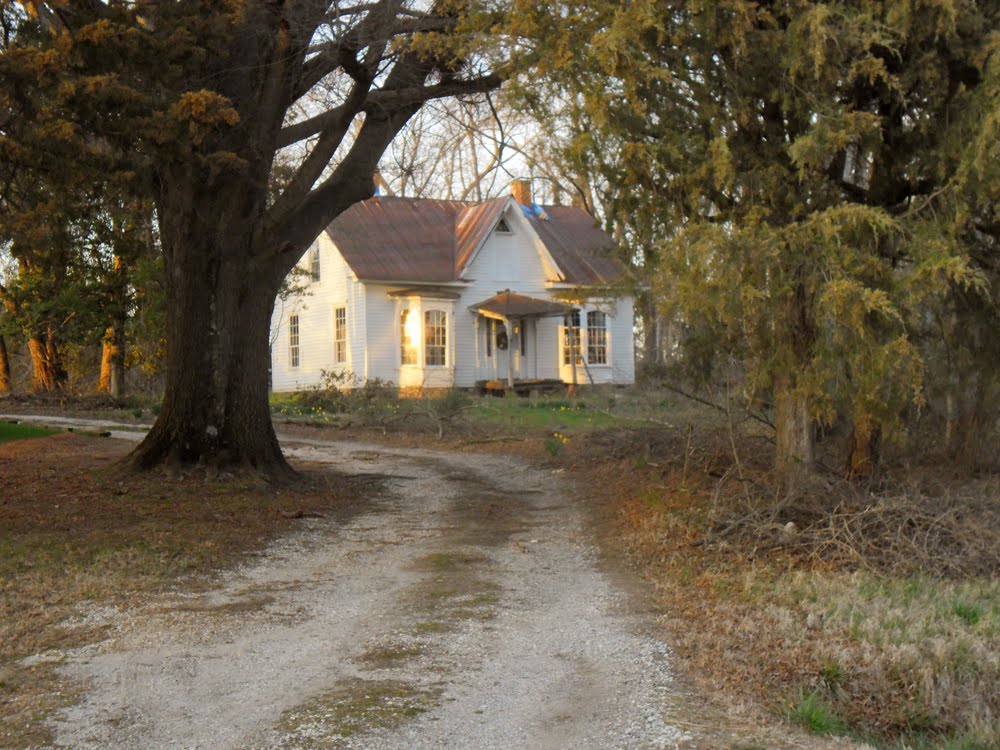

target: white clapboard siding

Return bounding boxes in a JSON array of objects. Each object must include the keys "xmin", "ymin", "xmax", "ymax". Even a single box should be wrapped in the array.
[{"xmin": 269, "ymin": 234, "xmax": 354, "ymax": 391}]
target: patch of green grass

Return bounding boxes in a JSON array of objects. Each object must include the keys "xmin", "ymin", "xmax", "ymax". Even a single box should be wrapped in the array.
[
  {"xmin": 357, "ymin": 643, "xmax": 424, "ymax": 668},
  {"xmin": 410, "ymin": 551, "xmax": 486, "ymax": 572},
  {"xmin": 789, "ymin": 690, "xmax": 849, "ymax": 735},
  {"xmin": 0, "ymin": 422, "xmax": 57, "ymax": 444},
  {"xmin": 952, "ymin": 600, "xmax": 982, "ymax": 626},
  {"xmin": 275, "ymin": 679, "xmax": 439, "ymax": 747}
]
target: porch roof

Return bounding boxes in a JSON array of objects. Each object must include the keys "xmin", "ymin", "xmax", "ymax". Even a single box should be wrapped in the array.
[{"xmin": 469, "ymin": 289, "xmax": 575, "ymax": 320}]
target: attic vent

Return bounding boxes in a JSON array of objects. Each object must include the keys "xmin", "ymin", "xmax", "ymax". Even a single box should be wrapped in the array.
[{"xmin": 494, "ymin": 218, "xmax": 512, "ymax": 234}]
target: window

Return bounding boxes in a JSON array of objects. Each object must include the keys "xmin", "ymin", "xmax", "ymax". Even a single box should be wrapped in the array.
[
  {"xmin": 308, "ymin": 245, "xmax": 320, "ymax": 279},
  {"xmin": 587, "ymin": 311, "xmax": 608, "ymax": 364},
  {"xmin": 562, "ymin": 311, "xmax": 581, "ymax": 365},
  {"xmin": 400, "ymin": 308, "xmax": 418, "ymax": 365},
  {"xmin": 334, "ymin": 306, "xmax": 347, "ymax": 364},
  {"xmin": 425, "ymin": 310, "xmax": 447, "ymax": 366},
  {"xmin": 518, "ymin": 321, "xmax": 527, "ymax": 357},
  {"xmin": 289, "ymin": 314, "xmax": 300, "ymax": 368},
  {"xmin": 485, "ymin": 319, "xmax": 493, "ymax": 357}
]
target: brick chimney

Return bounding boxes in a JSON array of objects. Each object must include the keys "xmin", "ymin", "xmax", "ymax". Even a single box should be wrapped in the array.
[{"xmin": 511, "ymin": 179, "xmax": 532, "ymax": 206}]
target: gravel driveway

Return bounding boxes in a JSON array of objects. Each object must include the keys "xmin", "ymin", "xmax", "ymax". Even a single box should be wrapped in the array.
[{"xmin": 41, "ymin": 437, "xmax": 688, "ymax": 749}]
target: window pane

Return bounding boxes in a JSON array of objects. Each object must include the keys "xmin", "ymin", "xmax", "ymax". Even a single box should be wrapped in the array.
[
  {"xmin": 425, "ymin": 310, "xmax": 447, "ymax": 366},
  {"xmin": 289, "ymin": 314, "xmax": 300, "ymax": 368},
  {"xmin": 587, "ymin": 311, "xmax": 607, "ymax": 364},
  {"xmin": 401, "ymin": 309, "xmax": 418, "ymax": 365},
  {"xmin": 334, "ymin": 307, "xmax": 347, "ymax": 364},
  {"xmin": 309, "ymin": 245, "xmax": 320, "ymax": 279},
  {"xmin": 562, "ymin": 311, "xmax": 581, "ymax": 365}
]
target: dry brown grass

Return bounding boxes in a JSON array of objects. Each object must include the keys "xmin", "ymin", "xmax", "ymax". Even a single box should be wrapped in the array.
[
  {"xmin": 568, "ymin": 424, "xmax": 1000, "ymax": 748},
  {"xmin": 0, "ymin": 433, "xmax": 372, "ymax": 748}
]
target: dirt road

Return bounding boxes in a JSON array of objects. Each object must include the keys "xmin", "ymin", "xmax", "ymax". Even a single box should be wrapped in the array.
[{"xmin": 40, "ymin": 436, "xmax": 688, "ymax": 749}]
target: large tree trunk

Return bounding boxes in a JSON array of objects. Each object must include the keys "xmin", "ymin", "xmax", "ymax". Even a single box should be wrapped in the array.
[
  {"xmin": 28, "ymin": 327, "xmax": 67, "ymax": 392},
  {"xmin": 774, "ymin": 375, "xmax": 815, "ymax": 489},
  {"xmin": 127, "ymin": 179, "xmax": 292, "ymax": 477},
  {"xmin": 0, "ymin": 334, "xmax": 11, "ymax": 393}
]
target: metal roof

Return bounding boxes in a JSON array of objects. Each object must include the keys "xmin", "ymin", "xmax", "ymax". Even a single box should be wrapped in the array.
[
  {"xmin": 469, "ymin": 290, "xmax": 575, "ymax": 319},
  {"xmin": 325, "ymin": 196, "xmax": 622, "ymax": 285}
]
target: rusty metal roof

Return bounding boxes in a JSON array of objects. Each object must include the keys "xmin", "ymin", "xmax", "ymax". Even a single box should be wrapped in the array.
[
  {"xmin": 469, "ymin": 290, "xmax": 575, "ymax": 319},
  {"xmin": 455, "ymin": 197, "xmax": 507, "ymax": 273},
  {"xmin": 526, "ymin": 206, "xmax": 622, "ymax": 286},
  {"xmin": 325, "ymin": 196, "xmax": 622, "ymax": 285}
]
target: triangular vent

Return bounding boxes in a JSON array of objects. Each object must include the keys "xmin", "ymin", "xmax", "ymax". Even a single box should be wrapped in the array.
[{"xmin": 494, "ymin": 217, "xmax": 511, "ymax": 233}]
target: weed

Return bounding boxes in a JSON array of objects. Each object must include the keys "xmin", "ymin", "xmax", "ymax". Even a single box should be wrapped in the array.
[
  {"xmin": 789, "ymin": 690, "xmax": 848, "ymax": 735},
  {"xmin": 818, "ymin": 660, "xmax": 845, "ymax": 691},
  {"xmin": 952, "ymin": 600, "xmax": 982, "ymax": 626}
]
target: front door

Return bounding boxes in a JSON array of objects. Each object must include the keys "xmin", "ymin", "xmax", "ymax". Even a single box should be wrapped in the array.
[{"xmin": 477, "ymin": 316, "xmax": 537, "ymax": 383}]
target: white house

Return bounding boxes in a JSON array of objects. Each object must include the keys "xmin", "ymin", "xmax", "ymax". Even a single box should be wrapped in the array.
[{"xmin": 269, "ymin": 181, "xmax": 635, "ymax": 393}]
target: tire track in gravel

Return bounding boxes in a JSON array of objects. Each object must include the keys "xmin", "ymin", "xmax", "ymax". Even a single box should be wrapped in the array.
[{"xmin": 40, "ymin": 437, "xmax": 688, "ymax": 749}]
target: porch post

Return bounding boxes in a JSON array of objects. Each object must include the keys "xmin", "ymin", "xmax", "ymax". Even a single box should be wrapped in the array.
[
  {"xmin": 567, "ymin": 312, "xmax": 578, "ymax": 395},
  {"xmin": 504, "ymin": 316, "xmax": 514, "ymax": 389}
]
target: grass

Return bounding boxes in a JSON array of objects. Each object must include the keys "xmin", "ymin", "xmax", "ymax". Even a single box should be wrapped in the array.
[
  {"xmin": 274, "ymin": 678, "xmax": 440, "ymax": 747},
  {"xmin": 0, "ymin": 421, "xmax": 57, "ymax": 444},
  {"xmin": 788, "ymin": 690, "xmax": 848, "ymax": 735}
]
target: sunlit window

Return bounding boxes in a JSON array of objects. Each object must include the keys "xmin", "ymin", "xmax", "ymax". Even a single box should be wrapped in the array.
[
  {"xmin": 425, "ymin": 310, "xmax": 447, "ymax": 366},
  {"xmin": 309, "ymin": 245, "xmax": 320, "ymax": 279},
  {"xmin": 289, "ymin": 314, "xmax": 300, "ymax": 368},
  {"xmin": 587, "ymin": 311, "xmax": 607, "ymax": 364},
  {"xmin": 562, "ymin": 311, "xmax": 581, "ymax": 365},
  {"xmin": 334, "ymin": 306, "xmax": 347, "ymax": 364},
  {"xmin": 400, "ymin": 308, "xmax": 418, "ymax": 365}
]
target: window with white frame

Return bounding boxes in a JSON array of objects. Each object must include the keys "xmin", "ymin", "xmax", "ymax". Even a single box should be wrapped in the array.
[
  {"xmin": 485, "ymin": 318, "xmax": 493, "ymax": 357},
  {"xmin": 424, "ymin": 309, "xmax": 447, "ymax": 366},
  {"xmin": 587, "ymin": 311, "xmax": 608, "ymax": 364},
  {"xmin": 334, "ymin": 306, "xmax": 347, "ymax": 364},
  {"xmin": 400, "ymin": 308, "xmax": 418, "ymax": 365},
  {"xmin": 308, "ymin": 245, "xmax": 320, "ymax": 279},
  {"xmin": 289, "ymin": 314, "xmax": 300, "ymax": 368},
  {"xmin": 562, "ymin": 311, "xmax": 581, "ymax": 365}
]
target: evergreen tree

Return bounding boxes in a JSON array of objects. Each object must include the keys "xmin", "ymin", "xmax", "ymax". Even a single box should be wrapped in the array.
[{"xmin": 516, "ymin": 0, "xmax": 998, "ymax": 484}]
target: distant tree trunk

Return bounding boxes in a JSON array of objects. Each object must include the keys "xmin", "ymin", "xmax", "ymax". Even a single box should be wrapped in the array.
[
  {"xmin": 845, "ymin": 416, "xmax": 881, "ymax": 479},
  {"xmin": 951, "ymin": 378, "xmax": 995, "ymax": 467},
  {"xmin": 0, "ymin": 334, "xmax": 11, "ymax": 393},
  {"xmin": 774, "ymin": 374, "xmax": 815, "ymax": 488},
  {"xmin": 99, "ymin": 328, "xmax": 113, "ymax": 393},
  {"xmin": 28, "ymin": 327, "xmax": 67, "ymax": 392},
  {"xmin": 98, "ymin": 320, "xmax": 126, "ymax": 398}
]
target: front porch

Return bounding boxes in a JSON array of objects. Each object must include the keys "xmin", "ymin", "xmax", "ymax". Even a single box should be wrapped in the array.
[{"xmin": 475, "ymin": 378, "xmax": 569, "ymax": 397}]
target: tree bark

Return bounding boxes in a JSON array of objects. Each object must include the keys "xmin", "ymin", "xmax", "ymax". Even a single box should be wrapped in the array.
[
  {"xmin": 99, "ymin": 327, "xmax": 113, "ymax": 393},
  {"xmin": 126, "ymin": 177, "xmax": 292, "ymax": 477},
  {"xmin": 0, "ymin": 334, "xmax": 11, "ymax": 394},
  {"xmin": 28, "ymin": 327, "xmax": 67, "ymax": 392},
  {"xmin": 845, "ymin": 416, "xmax": 881, "ymax": 479},
  {"xmin": 774, "ymin": 375, "xmax": 815, "ymax": 489},
  {"xmin": 98, "ymin": 321, "xmax": 126, "ymax": 398}
]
